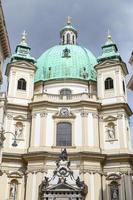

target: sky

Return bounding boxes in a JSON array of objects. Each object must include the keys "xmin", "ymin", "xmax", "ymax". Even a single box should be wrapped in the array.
[{"xmin": 1, "ymin": 0, "xmax": 133, "ymax": 137}]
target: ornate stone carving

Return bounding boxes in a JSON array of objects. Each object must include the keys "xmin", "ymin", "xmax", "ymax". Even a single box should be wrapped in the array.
[
  {"xmin": 40, "ymin": 112, "xmax": 47, "ymax": 118},
  {"xmin": 39, "ymin": 149, "xmax": 88, "ymax": 199},
  {"xmin": 7, "ymin": 114, "xmax": 13, "ymax": 120},
  {"xmin": 81, "ymin": 110, "xmax": 88, "ymax": 117},
  {"xmin": 32, "ymin": 113, "xmax": 37, "ymax": 118}
]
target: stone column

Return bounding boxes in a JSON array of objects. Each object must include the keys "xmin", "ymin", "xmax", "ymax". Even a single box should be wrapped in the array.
[
  {"xmin": 117, "ymin": 114, "xmax": 125, "ymax": 149},
  {"xmin": 26, "ymin": 172, "xmax": 35, "ymax": 200},
  {"xmin": 122, "ymin": 174, "xmax": 133, "ymax": 200},
  {"xmin": 40, "ymin": 112, "xmax": 47, "ymax": 147},
  {"xmin": 30, "ymin": 113, "xmax": 36, "ymax": 147},
  {"xmin": 93, "ymin": 113, "xmax": 99, "ymax": 148},
  {"xmin": 94, "ymin": 173, "xmax": 102, "ymax": 200},
  {"xmin": 81, "ymin": 110, "xmax": 88, "ymax": 147}
]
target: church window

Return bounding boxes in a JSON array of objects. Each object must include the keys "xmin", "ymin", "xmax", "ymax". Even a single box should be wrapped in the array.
[
  {"xmin": 56, "ymin": 122, "xmax": 72, "ymax": 146},
  {"xmin": 110, "ymin": 181, "xmax": 119, "ymax": 200},
  {"xmin": 17, "ymin": 78, "xmax": 26, "ymax": 90},
  {"xmin": 60, "ymin": 88, "xmax": 72, "ymax": 99},
  {"xmin": 123, "ymin": 80, "xmax": 125, "ymax": 93},
  {"xmin": 105, "ymin": 77, "xmax": 114, "ymax": 90},
  {"xmin": 9, "ymin": 179, "xmax": 18, "ymax": 200},
  {"xmin": 66, "ymin": 33, "xmax": 70, "ymax": 44},
  {"xmin": 72, "ymin": 35, "xmax": 75, "ymax": 44}
]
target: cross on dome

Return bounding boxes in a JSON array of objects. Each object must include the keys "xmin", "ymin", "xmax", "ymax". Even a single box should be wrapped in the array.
[
  {"xmin": 107, "ymin": 29, "xmax": 112, "ymax": 42},
  {"xmin": 20, "ymin": 30, "xmax": 28, "ymax": 46},
  {"xmin": 67, "ymin": 16, "xmax": 72, "ymax": 25}
]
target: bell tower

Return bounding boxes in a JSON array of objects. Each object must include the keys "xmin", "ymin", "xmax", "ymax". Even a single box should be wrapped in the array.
[
  {"xmin": 95, "ymin": 32, "xmax": 128, "ymax": 105},
  {"xmin": 95, "ymin": 33, "xmax": 132, "ymax": 153},
  {"xmin": 6, "ymin": 31, "xmax": 36, "ymax": 105}
]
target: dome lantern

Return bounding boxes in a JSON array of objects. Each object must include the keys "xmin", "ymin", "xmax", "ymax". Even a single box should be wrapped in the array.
[
  {"xmin": 60, "ymin": 17, "xmax": 78, "ymax": 45},
  {"xmin": 97, "ymin": 31, "xmax": 122, "ymax": 63}
]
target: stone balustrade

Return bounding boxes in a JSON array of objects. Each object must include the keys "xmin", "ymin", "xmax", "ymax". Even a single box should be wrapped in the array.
[{"xmin": 33, "ymin": 92, "xmax": 97, "ymax": 102}]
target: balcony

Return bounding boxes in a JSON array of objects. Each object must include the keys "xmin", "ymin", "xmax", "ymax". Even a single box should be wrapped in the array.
[{"xmin": 33, "ymin": 92, "xmax": 97, "ymax": 103}]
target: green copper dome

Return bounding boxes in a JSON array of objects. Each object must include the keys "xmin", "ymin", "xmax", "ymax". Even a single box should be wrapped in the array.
[
  {"xmin": 35, "ymin": 44, "xmax": 97, "ymax": 82},
  {"xmin": 35, "ymin": 19, "xmax": 97, "ymax": 82}
]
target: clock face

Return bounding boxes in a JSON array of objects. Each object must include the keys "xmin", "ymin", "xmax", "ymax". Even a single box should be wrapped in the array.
[{"xmin": 60, "ymin": 108, "xmax": 69, "ymax": 117}]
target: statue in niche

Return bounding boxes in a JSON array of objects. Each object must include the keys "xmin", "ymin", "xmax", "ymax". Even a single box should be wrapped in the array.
[
  {"xmin": 9, "ymin": 180, "xmax": 18, "ymax": 199},
  {"xmin": 15, "ymin": 122, "xmax": 23, "ymax": 138},
  {"xmin": 107, "ymin": 123, "xmax": 115, "ymax": 140},
  {"xmin": 111, "ymin": 182, "xmax": 119, "ymax": 200}
]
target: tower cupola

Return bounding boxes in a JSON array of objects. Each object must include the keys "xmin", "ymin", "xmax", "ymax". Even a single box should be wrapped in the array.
[
  {"xmin": 97, "ymin": 31, "xmax": 121, "ymax": 63},
  {"xmin": 60, "ymin": 17, "xmax": 78, "ymax": 45},
  {"xmin": 10, "ymin": 31, "xmax": 36, "ymax": 64}
]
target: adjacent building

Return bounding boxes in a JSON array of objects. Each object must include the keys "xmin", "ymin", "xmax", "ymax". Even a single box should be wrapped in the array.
[{"xmin": 0, "ymin": 17, "xmax": 133, "ymax": 200}]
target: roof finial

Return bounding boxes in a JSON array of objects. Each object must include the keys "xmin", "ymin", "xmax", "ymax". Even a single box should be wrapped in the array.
[
  {"xmin": 20, "ymin": 30, "xmax": 27, "ymax": 46},
  {"xmin": 107, "ymin": 29, "xmax": 112, "ymax": 41},
  {"xmin": 67, "ymin": 16, "xmax": 72, "ymax": 25}
]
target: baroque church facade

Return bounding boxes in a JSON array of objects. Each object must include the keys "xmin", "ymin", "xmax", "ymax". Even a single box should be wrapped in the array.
[{"xmin": 0, "ymin": 15, "xmax": 133, "ymax": 200}]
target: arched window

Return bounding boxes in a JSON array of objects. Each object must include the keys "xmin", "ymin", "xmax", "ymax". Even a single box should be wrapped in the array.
[
  {"xmin": 123, "ymin": 80, "xmax": 125, "ymax": 93},
  {"xmin": 105, "ymin": 77, "xmax": 114, "ymax": 90},
  {"xmin": 110, "ymin": 181, "xmax": 119, "ymax": 200},
  {"xmin": 56, "ymin": 122, "xmax": 72, "ymax": 146},
  {"xmin": 17, "ymin": 78, "xmax": 26, "ymax": 90},
  {"xmin": 66, "ymin": 33, "xmax": 70, "ymax": 44},
  {"xmin": 72, "ymin": 35, "xmax": 75, "ymax": 44},
  {"xmin": 60, "ymin": 88, "xmax": 72, "ymax": 99},
  {"xmin": 9, "ymin": 179, "xmax": 18, "ymax": 200}
]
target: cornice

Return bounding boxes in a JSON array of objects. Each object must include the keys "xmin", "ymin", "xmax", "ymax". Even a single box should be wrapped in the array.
[
  {"xmin": 6, "ymin": 103, "xmax": 29, "ymax": 112},
  {"xmin": 29, "ymin": 100, "xmax": 101, "ymax": 110},
  {"xmin": 101, "ymin": 103, "xmax": 132, "ymax": 116},
  {"xmin": 35, "ymin": 79, "xmax": 96, "ymax": 87},
  {"xmin": 5, "ymin": 60, "xmax": 36, "ymax": 76},
  {"xmin": 95, "ymin": 60, "xmax": 128, "ymax": 75},
  {"xmin": 0, "ymin": 2, "xmax": 11, "ymax": 59}
]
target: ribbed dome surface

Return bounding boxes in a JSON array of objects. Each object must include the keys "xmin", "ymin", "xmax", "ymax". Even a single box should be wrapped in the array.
[{"xmin": 35, "ymin": 44, "xmax": 97, "ymax": 82}]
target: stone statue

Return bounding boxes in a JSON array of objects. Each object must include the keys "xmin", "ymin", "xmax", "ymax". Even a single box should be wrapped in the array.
[
  {"xmin": 15, "ymin": 124, "xmax": 23, "ymax": 138},
  {"xmin": 10, "ymin": 181, "xmax": 17, "ymax": 199},
  {"xmin": 59, "ymin": 148, "xmax": 68, "ymax": 161},
  {"xmin": 107, "ymin": 124, "xmax": 115, "ymax": 140},
  {"xmin": 111, "ymin": 188, "xmax": 119, "ymax": 200}
]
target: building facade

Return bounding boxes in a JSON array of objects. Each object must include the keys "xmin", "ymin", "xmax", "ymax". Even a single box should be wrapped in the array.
[{"xmin": 0, "ymin": 18, "xmax": 133, "ymax": 200}]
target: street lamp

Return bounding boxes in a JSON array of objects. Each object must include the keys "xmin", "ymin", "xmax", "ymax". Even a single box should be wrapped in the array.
[{"xmin": 0, "ymin": 123, "xmax": 18, "ymax": 147}]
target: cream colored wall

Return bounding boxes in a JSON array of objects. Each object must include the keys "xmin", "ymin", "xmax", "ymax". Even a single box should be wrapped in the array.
[
  {"xmin": 99, "ymin": 109, "xmax": 131, "ymax": 153},
  {"xmin": 29, "ymin": 106, "xmax": 100, "ymax": 152},
  {"xmin": 97, "ymin": 64, "xmax": 127, "ymax": 105},
  {"xmin": 3, "ymin": 109, "xmax": 30, "ymax": 152},
  {"xmin": 7, "ymin": 65, "xmax": 34, "ymax": 105}
]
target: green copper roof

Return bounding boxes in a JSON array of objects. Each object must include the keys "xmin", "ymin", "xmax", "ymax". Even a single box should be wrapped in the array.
[
  {"xmin": 10, "ymin": 31, "xmax": 36, "ymax": 64},
  {"xmin": 35, "ymin": 44, "xmax": 97, "ymax": 82},
  {"xmin": 97, "ymin": 34, "xmax": 121, "ymax": 63}
]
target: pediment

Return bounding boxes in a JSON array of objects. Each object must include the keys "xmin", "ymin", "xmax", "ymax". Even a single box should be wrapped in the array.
[
  {"xmin": 103, "ymin": 116, "xmax": 117, "ymax": 122},
  {"xmin": 7, "ymin": 171, "xmax": 23, "ymax": 178},
  {"xmin": 48, "ymin": 182, "xmax": 78, "ymax": 191},
  {"xmin": 6, "ymin": 60, "xmax": 36, "ymax": 75},
  {"xmin": 13, "ymin": 115, "xmax": 27, "ymax": 121},
  {"xmin": 11, "ymin": 60, "xmax": 36, "ymax": 70},
  {"xmin": 95, "ymin": 60, "xmax": 120, "ymax": 68}
]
